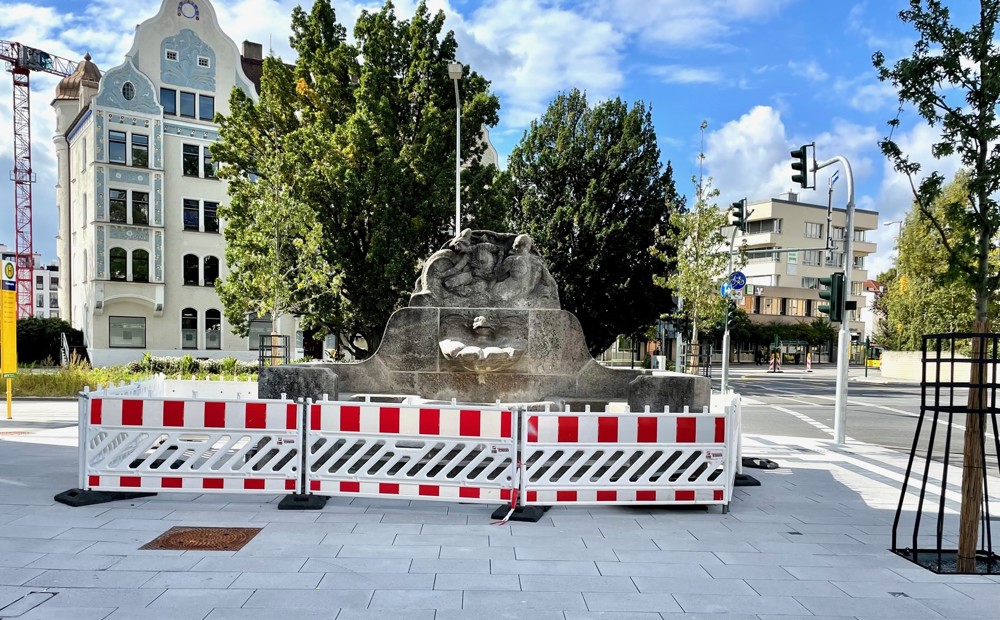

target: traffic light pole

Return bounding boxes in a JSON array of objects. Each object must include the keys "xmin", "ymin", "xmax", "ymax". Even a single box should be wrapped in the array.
[
  {"xmin": 814, "ymin": 155, "xmax": 855, "ymax": 445},
  {"xmin": 721, "ymin": 225, "xmax": 738, "ymax": 394}
]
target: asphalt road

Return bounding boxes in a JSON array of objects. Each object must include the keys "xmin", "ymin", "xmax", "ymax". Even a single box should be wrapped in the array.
[{"xmin": 719, "ymin": 365, "xmax": 998, "ymax": 470}]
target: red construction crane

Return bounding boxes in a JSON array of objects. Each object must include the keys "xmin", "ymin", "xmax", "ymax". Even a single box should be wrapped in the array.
[{"xmin": 0, "ymin": 42, "xmax": 78, "ymax": 318}]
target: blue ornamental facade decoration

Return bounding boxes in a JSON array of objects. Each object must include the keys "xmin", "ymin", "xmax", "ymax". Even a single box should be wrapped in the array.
[{"xmin": 160, "ymin": 29, "xmax": 216, "ymax": 91}]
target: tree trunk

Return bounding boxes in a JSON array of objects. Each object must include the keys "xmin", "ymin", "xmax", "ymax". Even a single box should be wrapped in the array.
[{"xmin": 957, "ymin": 318, "xmax": 989, "ymax": 573}]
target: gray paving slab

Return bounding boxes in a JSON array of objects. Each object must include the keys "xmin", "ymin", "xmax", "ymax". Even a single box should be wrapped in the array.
[
  {"xmin": 203, "ymin": 610, "xmax": 346, "ymax": 620},
  {"xmin": 243, "ymin": 588, "xmax": 373, "ymax": 609},
  {"xmin": 367, "ymin": 589, "xmax": 462, "ymax": 610},
  {"xmin": 0, "ymin": 567, "xmax": 45, "ymax": 586},
  {"xmin": 796, "ymin": 595, "xmax": 944, "ymax": 617},
  {"xmin": 26, "ymin": 553, "xmax": 123, "ymax": 571},
  {"xmin": 596, "ymin": 561, "xmax": 712, "ymax": 578},
  {"xmin": 438, "ymin": 545, "xmax": 514, "ymax": 559},
  {"xmin": 336, "ymin": 611, "xmax": 436, "ymax": 620},
  {"xmin": 513, "ymin": 545, "xmax": 619, "ymax": 561},
  {"xmin": 632, "ymin": 575, "xmax": 756, "ymax": 595},
  {"xmin": 102, "ymin": 608, "xmax": 213, "ymax": 619},
  {"xmin": 146, "ymin": 587, "xmax": 253, "ymax": 608},
  {"xmin": 0, "ymin": 551, "xmax": 43, "ymax": 568},
  {"xmin": 462, "ymin": 589, "xmax": 587, "ymax": 611},
  {"xmin": 24, "ymin": 569, "xmax": 156, "ymax": 588},
  {"xmin": 318, "ymin": 572, "xmax": 434, "ymax": 590},
  {"xmin": 141, "ymin": 570, "xmax": 240, "ymax": 589},
  {"xmin": 189, "ymin": 556, "xmax": 306, "ymax": 572},
  {"xmin": 432, "ymin": 573, "xmax": 520, "ymax": 590},
  {"xmin": 409, "ymin": 558, "xmax": 492, "ymax": 574},
  {"xmin": 673, "ymin": 593, "xmax": 811, "ymax": 615},
  {"xmin": 15, "ymin": 608, "xmax": 116, "ymax": 620},
  {"xmin": 27, "ymin": 587, "xmax": 164, "ymax": 608},
  {"xmin": 490, "ymin": 559, "xmax": 599, "ymax": 575},
  {"xmin": 300, "ymin": 557, "xmax": 412, "ymax": 573},
  {"xmin": 582, "ymin": 591, "xmax": 683, "ymax": 613},
  {"xmin": 562, "ymin": 613, "xmax": 670, "ymax": 620},
  {"xmin": 519, "ymin": 574, "xmax": 637, "ymax": 592},
  {"xmin": 230, "ymin": 571, "xmax": 323, "ymax": 589}
]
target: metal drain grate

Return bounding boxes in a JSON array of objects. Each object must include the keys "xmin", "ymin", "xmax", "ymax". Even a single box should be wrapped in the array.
[{"xmin": 140, "ymin": 526, "xmax": 262, "ymax": 551}]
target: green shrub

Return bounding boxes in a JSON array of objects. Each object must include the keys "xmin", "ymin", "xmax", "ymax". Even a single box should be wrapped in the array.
[{"xmin": 16, "ymin": 317, "xmax": 84, "ymax": 365}]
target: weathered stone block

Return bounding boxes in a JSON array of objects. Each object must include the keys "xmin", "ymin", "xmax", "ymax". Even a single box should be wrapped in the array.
[
  {"xmin": 627, "ymin": 373, "xmax": 711, "ymax": 413},
  {"xmin": 259, "ymin": 364, "xmax": 339, "ymax": 402}
]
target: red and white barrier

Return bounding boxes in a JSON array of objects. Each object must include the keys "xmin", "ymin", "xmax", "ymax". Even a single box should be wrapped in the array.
[
  {"xmin": 519, "ymin": 403, "xmax": 737, "ymax": 509},
  {"xmin": 305, "ymin": 400, "xmax": 517, "ymax": 504},
  {"xmin": 80, "ymin": 391, "xmax": 301, "ymax": 495}
]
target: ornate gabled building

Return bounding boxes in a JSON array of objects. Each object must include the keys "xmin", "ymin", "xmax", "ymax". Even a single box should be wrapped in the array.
[{"xmin": 51, "ymin": 0, "xmax": 299, "ymax": 365}]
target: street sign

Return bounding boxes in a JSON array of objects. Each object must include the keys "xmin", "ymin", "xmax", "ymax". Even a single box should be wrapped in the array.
[
  {"xmin": 720, "ymin": 281, "xmax": 732, "ymax": 297},
  {"xmin": 732, "ymin": 290, "xmax": 744, "ymax": 302},
  {"xmin": 730, "ymin": 271, "xmax": 746, "ymax": 290}
]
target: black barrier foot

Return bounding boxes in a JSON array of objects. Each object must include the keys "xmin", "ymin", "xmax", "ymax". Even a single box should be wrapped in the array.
[
  {"xmin": 735, "ymin": 473, "xmax": 761, "ymax": 487},
  {"xmin": 54, "ymin": 488, "xmax": 156, "ymax": 507},
  {"xmin": 491, "ymin": 504, "xmax": 549, "ymax": 523},
  {"xmin": 743, "ymin": 457, "xmax": 779, "ymax": 470},
  {"xmin": 278, "ymin": 494, "xmax": 328, "ymax": 510}
]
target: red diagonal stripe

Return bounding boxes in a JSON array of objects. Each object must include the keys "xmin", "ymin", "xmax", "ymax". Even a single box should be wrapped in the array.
[{"xmin": 527, "ymin": 416, "xmax": 539, "ymax": 443}]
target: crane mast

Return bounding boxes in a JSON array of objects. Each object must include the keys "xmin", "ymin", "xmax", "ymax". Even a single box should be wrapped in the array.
[{"xmin": 0, "ymin": 41, "xmax": 78, "ymax": 318}]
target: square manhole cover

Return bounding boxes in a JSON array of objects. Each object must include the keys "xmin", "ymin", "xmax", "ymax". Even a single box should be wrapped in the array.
[{"xmin": 141, "ymin": 526, "xmax": 262, "ymax": 551}]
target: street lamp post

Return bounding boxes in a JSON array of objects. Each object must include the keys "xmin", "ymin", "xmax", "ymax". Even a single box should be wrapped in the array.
[
  {"xmin": 883, "ymin": 220, "xmax": 902, "ymax": 256},
  {"xmin": 448, "ymin": 61, "xmax": 463, "ymax": 236}
]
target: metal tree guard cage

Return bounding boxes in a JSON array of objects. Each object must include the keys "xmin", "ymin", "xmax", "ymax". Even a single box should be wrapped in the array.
[{"xmin": 891, "ymin": 332, "xmax": 1000, "ymax": 573}]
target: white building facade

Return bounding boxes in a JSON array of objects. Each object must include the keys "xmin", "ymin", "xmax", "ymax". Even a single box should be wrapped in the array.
[
  {"xmin": 0, "ymin": 245, "xmax": 60, "ymax": 319},
  {"xmin": 735, "ymin": 192, "xmax": 878, "ymax": 353},
  {"xmin": 51, "ymin": 0, "xmax": 301, "ymax": 366}
]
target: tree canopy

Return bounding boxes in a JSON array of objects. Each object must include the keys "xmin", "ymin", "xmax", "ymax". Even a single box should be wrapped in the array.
[
  {"xmin": 874, "ymin": 0, "xmax": 1000, "ymax": 325},
  {"xmin": 213, "ymin": 0, "xmax": 507, "ymax": 355},
  {"xmin": 506, "ymin": 89, "xmax": 679, "ymax": 356}
]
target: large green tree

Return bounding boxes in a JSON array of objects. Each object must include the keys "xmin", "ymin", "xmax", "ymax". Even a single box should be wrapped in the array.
[
  {"xmin": 879, "ymin": 173, "xmax": 994, "ymax": 350},
  {"xmin": 873, "ymin": 0, "xmax": 1000, "ymax": 572},
  {"xmin": 507, "ymin": 89, "xmax": 679, "ymax": 356},
  {"xmin": 213, "ymin": 0, "xmax": 507, "ymax": 355}
]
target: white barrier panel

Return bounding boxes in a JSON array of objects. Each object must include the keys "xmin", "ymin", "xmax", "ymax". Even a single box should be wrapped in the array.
[
  {"xmin": 81, "ymin": 395, "xmax": 302, "ymax": 494},
  {"xmin": 306, "ymin": 401, "xmax": 517, "ymax": 504},
  {"xmin": 520, "ymin": 405, "xmax": 734, "ymax": 508}
]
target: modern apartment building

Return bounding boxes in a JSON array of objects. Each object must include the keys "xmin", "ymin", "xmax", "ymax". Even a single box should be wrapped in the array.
[
  {"xmin": 735, "ymin": 192, "xmax": 879, "ymax": 341},
  {"xmin": 49, "ymin": 0, "xmax": 306, "ymax": 366},
  {"xmin": 0, "ymin": 245, "xmax": 60, "ymax": 319}
]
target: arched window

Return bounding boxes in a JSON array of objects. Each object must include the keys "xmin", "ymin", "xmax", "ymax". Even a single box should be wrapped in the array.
[
  {"xmin": 132, "ymin": 250, "xmax": 149, "ymax": 283},
  {"xmin": 183, "ymin": 254, "xmax": 199, "ymax": 285},
  {"xmin": 110, "ymin": 247, "xmax": 127, "ymax": 281},
  {"xmin": 181, "ymin": 307, "xmax": 198, "ymax": 349},
  {"xmin": 203, "ymin": 256, "xmax": 219, "ymax": 287},
  {"xmin": 205, "ymin": 309, "xmax": 221, "ymax": 350}
]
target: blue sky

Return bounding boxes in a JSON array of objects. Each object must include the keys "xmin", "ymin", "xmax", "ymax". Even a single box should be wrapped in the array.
[{"xmin": 0, "ymin": 0, "xmax": 973, "ymax": 279}]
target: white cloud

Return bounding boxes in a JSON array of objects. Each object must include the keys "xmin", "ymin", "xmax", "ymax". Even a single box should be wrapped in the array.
[
  {"xmin": 788, "ymin": 60, "xmax": 828, "ymax": 82},
  {"xmin": 588, "ymin": 0, "xmax": 793, "ymax": 48},
  {"xmin": 648, "ymin": 65, "xmax": 723, "ymax": 84}
]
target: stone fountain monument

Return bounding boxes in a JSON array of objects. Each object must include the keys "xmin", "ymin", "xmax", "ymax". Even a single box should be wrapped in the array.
[{"xmin": 260, "ymin": 229, "xmax": 709, "ymax": 411}]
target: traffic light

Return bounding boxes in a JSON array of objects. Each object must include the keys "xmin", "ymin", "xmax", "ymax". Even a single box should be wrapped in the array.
[
  {"xmin": 726, "ymin": 298, "xmax": 738, "ymax": 329},
  {"xmin": 730, "ymin": 199, "xmax": 747, "ymax": 232},
  {"xmin": 817, "ymin": 272, "xmax": 844, "ymax": 322},
  {"xmin": 790, "ymin": 144, "xmax": 811, "ymax": 188}
]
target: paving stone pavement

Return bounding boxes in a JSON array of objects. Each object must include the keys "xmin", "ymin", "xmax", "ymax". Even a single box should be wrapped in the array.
[{"xmin": 1, "ymin": 401, "xmax": 1000, "ymax": 619}]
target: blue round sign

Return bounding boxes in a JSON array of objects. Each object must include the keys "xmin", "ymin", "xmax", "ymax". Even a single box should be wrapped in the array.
[{"xmin": 730, "ymin": 271, "xmax": 747, "ymax": 290}]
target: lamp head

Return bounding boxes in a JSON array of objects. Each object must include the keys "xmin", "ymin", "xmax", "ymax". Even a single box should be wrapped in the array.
[{"xmin": 447, "ymin": 61, "xmax": 463, "ymax": 80}]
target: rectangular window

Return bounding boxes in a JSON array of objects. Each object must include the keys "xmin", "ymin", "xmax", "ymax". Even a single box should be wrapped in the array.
[
  {"xmin": 203, "ymin": 147, "xmax": 215, "ymax": 178},
  {"xmin": 851, "ymin": 281, "xmax": 864, "ymax": 296},
  {"xmin": 182, "ymin": 144, "xmax": 199, "ymax": 176},
  {"xmin": 109, "ymin": 189, "xmax": 128, "ymax": 223},
  {"xmin": 199, "ymin": 95, "xmax": 215, "ymax": 121},
  {"xmin": 179, "ymin": 91, "xmax": 196, "ymax": 118},
  {"xmin": 161, "ymin": 87, "xmax": 176, "ymax": 115},
  {"xmin": 109, "ymin": 130, "xmax": 127, "ymax": 164},
  {"xmin": 132, "ymin": 191, "xmax": 149, "ymax": 226},
  {"xmin": 854, "ymin": 255, "xmax": 865, "ymax": 269},
  {"xmin": 761, "ymin": 297, "xmax": 782, "ymax": 316},
  {"xmin": 804, "ymin": 222, "xmax": 823, "ymax": 239},
  {"xmin": 133, "ymin": 252, "xmax": 149, "ymax": 283},
  {"xmin": 204, "ymin": 201, "xmax": 219, "ymax": 233},
  {"xmin": 50, "ymin": 276, "xmax": 58, "ymax": 290},
  {"xmin": 36, "ymin": 294, "xmax": 43, "ymax": 308},
  {"xmin": 35, "ymin": 275, "xmax": 42, "ymax": 286},
  {"xmin": 131, "ymin": 134, "xmax": 148, "ymax": 167},
  {"xmin": 786, "ymin": 299, "xmax": 806, "ymax": 317},
  {"xmin": 110, "ymin": 316, "xmax": 146, "ymax": 348},
  {"xmin": 49, "ymin": 293, "xmax": 58, "ymax": 309},
  {"xmin": 165, "ymin": 49, "xmax": 178, "ymax": 61},
  {"xmin": 828, "ymin": 252, "xmax": 845, "ymax": 268},
  {"xmin": 746, "ymin": 219, "xmax": 781, "ymax": 235},
  {"xmin": 801, "ymin": 250, "xmax": 821, "ymax": 266},
  {"xmin": 183, "ymin": 199, "xmax": 200, "ymax": 231},
  {"xmin": 197, "ymin": 56, "xmax": 210, "ymax": 68},
  {"xmin": 802, "ymin": 277, "xmax": 819, "ymax": 289},
  {"xmin": 248, "ymin": 316, "xmax": 273, "ymax": 351},
  {"xmin": 832, "ymin": 226, "xmax": 845, "ymax": 240}
]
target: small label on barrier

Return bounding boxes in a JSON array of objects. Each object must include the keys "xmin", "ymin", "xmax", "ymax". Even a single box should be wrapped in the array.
[
  {"xmin": 705, "ymin": 449, "xmax": 724, "ymax": 466},
  {"xmin": 489, "ymin": 444, "xmax": 511, "ymax": 454},
  {"xmin": 277, "ymin": 437, "xmax": 297, "ymax": 445}
]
